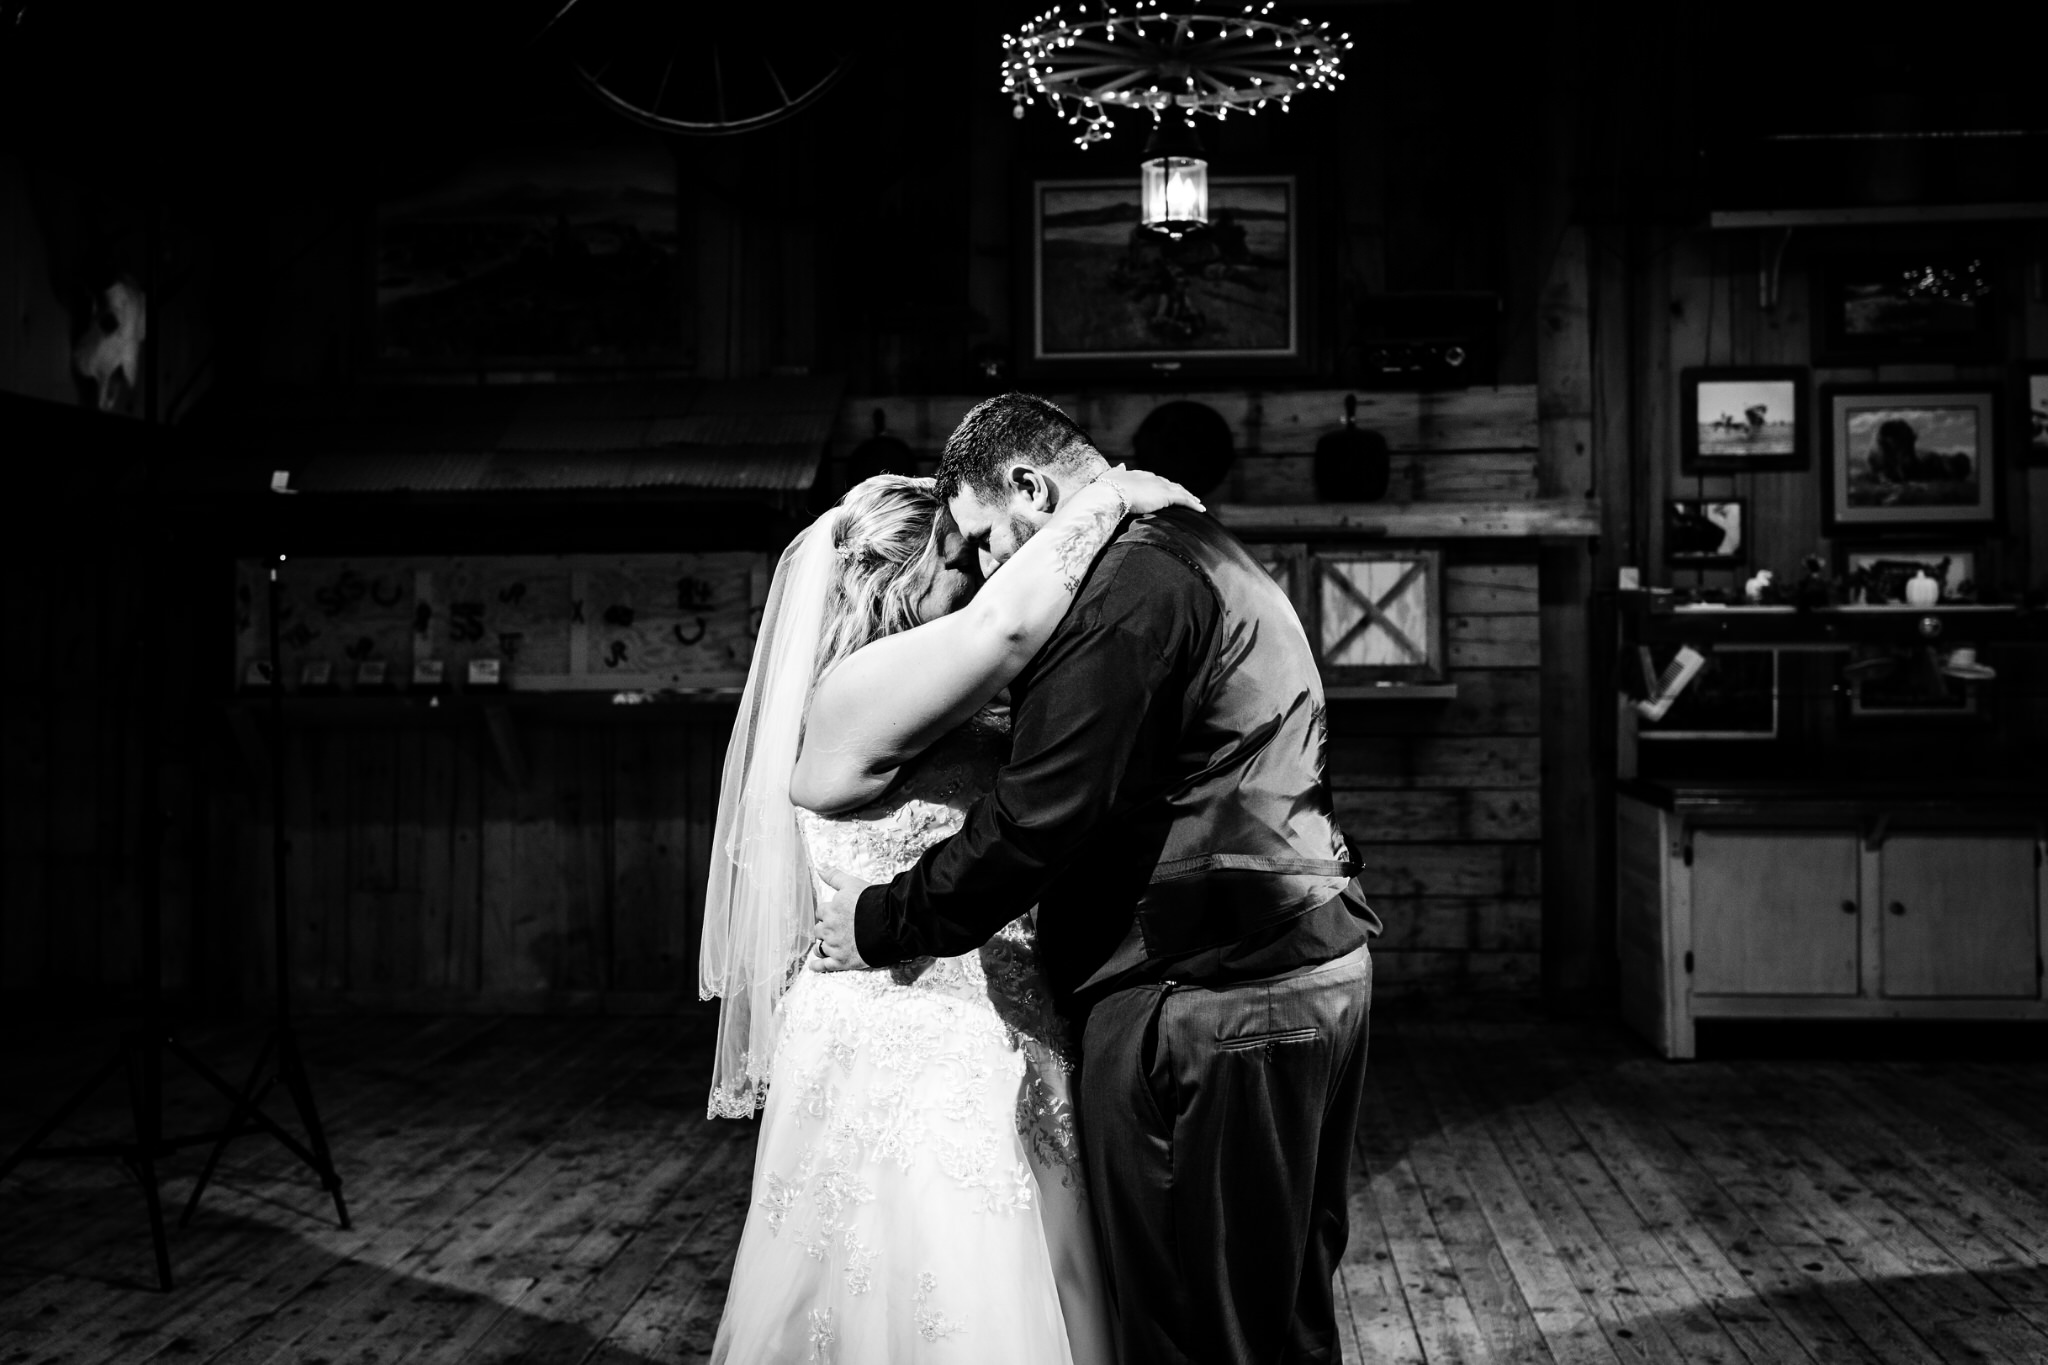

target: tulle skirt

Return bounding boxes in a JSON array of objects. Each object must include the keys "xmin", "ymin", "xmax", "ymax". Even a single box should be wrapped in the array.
[{"xmin": 710, "ymin": 965, "xmax": 1111, "ymax": 1364}]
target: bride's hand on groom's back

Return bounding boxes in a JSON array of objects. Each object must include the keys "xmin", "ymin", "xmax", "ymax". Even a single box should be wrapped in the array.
[{"xmin": 1104, "ymin": 464, "xmax": 1206, "ymax": 518}]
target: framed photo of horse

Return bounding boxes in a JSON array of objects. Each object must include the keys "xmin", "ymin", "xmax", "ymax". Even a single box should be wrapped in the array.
[
  {"xmin": 1821, "ymin": 385, "xmax": 2000, "ymax": 534},
  {"xmin": 1680, "ymin": 367, "xmax": 1807, "ymax": 473}
]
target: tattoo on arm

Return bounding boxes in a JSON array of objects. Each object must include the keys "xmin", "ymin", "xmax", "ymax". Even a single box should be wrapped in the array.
[{"xmin": 1051, "ymin": 492, "xmax": 1124, "ymax": 595}]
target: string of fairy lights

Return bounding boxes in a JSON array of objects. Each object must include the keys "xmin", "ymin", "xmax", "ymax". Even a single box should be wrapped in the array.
[{"xmin": 1000, "ymin": 0, "xmax": 1351, "ymax": 148}]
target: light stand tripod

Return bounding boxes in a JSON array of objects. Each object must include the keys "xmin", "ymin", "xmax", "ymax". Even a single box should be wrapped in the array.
[
  {"xmin": 179, "ymin": 556, "xmax": 350, "ymax": 1240},
  {"xmin": 0, "ymin": 534, "xmax": 348, "ymax": 1289}
]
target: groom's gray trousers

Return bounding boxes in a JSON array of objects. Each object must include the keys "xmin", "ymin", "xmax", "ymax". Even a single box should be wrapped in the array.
[{"xmin": 1078, "ymin": 940, "xmax": 1372, "ymax": 1365}]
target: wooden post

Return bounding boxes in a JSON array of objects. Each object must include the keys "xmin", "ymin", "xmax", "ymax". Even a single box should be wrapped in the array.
[{"xmin": 1538, "ymin": 222, "xmax": 1602, "ymax": 1007}]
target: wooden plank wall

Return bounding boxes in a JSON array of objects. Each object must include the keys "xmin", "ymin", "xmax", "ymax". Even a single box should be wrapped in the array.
[
  {"xmin": 1592, "ymin": 224, "xmax": 2048, "ymax": 771},
  {"xmin": 0, "ymin": 509, "xmax": 212, "ymax": 1011},
  {"xmin": 214, "ymin": 713, "xmax": 733, "ymax": 1013},
  {"xmin": 2, "ymin": 385, "xmax": 1553, "ymax": 1012},
  {"xmin": 833, "ymin": 387, "xmax": 1541, "ymax": 505},
  {"xmin": 233, "ymin": 385, "xmax": 1550, "ymax": 1010},
  {"xmin": 1326, "ymin": 558, "xmax": 1545, "ymax": 1001},
  {"xmin": 1600, "ymin": 226, "xmax": 2047, "ymax": 597}
]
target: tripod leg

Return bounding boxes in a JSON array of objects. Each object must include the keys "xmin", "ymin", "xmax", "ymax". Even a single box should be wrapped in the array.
[
  {"xmin": 276, "ymin": 1027, "xmax": 349, "ymax": 1229},
  {"xmin": 0, "ymin": 1050, "xmax": 125, "ymax": 1182},
  {"xmin": 178, "ymin": 1032, "xmax": 275, "ymax": 1228},
  {"xmin": 124, "ymin": 1042, "xmax": 175, "ymax": 1292},
  {"xmin": 131, "ymin": 1153, "xmax": 174, "ymax": 1292}
]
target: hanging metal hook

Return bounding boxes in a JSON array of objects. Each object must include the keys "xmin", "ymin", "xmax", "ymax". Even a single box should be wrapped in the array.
[{"xmin": 1759, "ymin": 227, "xmax": 1795, "ymax": 311}]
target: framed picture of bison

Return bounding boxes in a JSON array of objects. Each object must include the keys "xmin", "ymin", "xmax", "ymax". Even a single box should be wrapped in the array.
[
  {"xmin": 1680, "ymin": 367, "xmax": 1806, "ymax": 472},
  {"xmin": 1822, "ymin": 385, "xmax": 2000, "ymax": 533}
]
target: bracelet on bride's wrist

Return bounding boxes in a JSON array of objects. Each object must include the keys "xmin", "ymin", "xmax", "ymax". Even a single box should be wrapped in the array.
[{"xmin": 1103, "ymin": 479, "xmax": 1131, "ymax": 522}]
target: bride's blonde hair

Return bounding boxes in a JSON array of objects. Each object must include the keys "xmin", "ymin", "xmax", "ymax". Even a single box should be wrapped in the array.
[{"xmin": 812, "ymin": 474, "xmax": 946, "ymax": 688}]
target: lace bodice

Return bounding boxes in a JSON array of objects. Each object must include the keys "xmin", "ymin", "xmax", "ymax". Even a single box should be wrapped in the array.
[
  {"xmin": 711, "ymin": 710, "xmax": 1101, "ymax": 1364},
  {"xmin": 793, "ymin": 709, "xmax": 1072, "ymax": 1071},
  {"xmin": 795, "ymin": 709, "xmax": 1009, "ymax": 898}
]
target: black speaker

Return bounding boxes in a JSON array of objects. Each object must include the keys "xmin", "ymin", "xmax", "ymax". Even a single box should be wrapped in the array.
[{"xmin": 1353, "ymin": 292, "xmax": 1499, "ymax": 388}]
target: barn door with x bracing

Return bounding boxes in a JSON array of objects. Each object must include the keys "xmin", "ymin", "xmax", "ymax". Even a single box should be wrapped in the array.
[{"xmin": 1310, "ymin": 549, "xmax": 1445, "ymax": 684}]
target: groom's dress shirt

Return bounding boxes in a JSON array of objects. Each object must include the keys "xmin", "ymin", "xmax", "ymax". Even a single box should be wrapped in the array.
[{"xmin": 853, "ymin": 508, "xmax": 1374, "ymax": 1010}]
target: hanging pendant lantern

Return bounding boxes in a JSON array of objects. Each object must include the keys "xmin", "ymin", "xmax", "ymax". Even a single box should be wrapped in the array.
[{"xmin": 1141, "ymin": 118, "xmax": 1208, "ymax": 238}]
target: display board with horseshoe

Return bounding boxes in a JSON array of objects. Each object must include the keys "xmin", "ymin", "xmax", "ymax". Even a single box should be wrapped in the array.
[{"xmin": 235, "ymin": 553, "xmax": 770, "ymax": 692}]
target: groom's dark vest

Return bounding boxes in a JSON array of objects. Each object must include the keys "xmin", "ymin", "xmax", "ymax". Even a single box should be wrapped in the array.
[{"xmin": 1080, "ymin": 510, "xmax": 1362, "ymax": 992}]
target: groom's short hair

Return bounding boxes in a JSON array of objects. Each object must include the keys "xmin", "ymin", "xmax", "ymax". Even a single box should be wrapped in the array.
[{"xmin": 937, "ymin": 392, "xmax": 1100, "ymax": 503}]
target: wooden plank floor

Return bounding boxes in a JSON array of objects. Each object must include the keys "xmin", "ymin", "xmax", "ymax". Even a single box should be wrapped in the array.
[{"xmin": 4, "ymin": 1012, "xmax": 2046, "ymax": 1364}]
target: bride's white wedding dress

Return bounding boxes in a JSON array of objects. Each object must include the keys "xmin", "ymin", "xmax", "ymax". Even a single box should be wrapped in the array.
[{"xmin": 710, "ymin": 711, "xmax": 1111, "ymax": 1365}]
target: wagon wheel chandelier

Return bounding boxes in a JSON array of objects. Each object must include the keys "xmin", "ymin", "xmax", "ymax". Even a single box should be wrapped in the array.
[
  {"xmin": 540, "ymin": 3, "xmax": 859, "ymax": 136},
  {"xmin": 1002, "ymin": 1, "xmax": 1350, "ymax": 235}
]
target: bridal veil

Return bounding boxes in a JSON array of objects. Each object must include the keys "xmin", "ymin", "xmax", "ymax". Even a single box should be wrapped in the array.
[{"xmin": 700, "ymin": 510, "xmax": 842, "ymax": 1118}]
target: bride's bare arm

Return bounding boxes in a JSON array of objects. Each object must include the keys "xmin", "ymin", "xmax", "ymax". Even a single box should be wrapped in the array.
[{"xmin": 792, "ymin": 470, "xmax": 1199, "ymax": 814}]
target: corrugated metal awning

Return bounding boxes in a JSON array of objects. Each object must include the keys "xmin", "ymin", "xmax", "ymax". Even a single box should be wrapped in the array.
[{"xmin": 237, "ymin": 376, "xmax": 843, "ymax": 495}]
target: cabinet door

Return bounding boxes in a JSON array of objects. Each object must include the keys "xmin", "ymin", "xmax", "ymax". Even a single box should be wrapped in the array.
[
  {"xmin": 1692, "ymin": 831, "xmax": 1860, "ymax": 996},
  {"xmin": 1879, "ymin": 835, "xmax": 2040, "ymax": 999}
]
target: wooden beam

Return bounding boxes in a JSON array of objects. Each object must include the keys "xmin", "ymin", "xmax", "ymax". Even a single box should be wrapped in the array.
[
  {"xmin": 1212, "ymin": 499, "xmax": 1600, "ymax": 539},
  {"xmin": 1326, "ymin": 683, "xmax": 1459, "ymax": 702},
  {"xmin": 837, "ymin": 387, "xmax": 1542, "ymax": 458},
  {"xmin": 1709, "ymin": 203, "xmax": 2048, "ymax": 229},
  {"xmin": 1537, "ymin": 220, "xmax": 1604, "ymax": 1008}
]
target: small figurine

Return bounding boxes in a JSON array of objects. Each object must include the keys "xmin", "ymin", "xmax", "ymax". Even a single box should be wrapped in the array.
[{"xmin": 1743, "ymin": 569, "xmax": 1774, "ymax": 603}]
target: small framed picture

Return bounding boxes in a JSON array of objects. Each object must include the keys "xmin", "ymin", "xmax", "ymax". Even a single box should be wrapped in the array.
[
  {"xmin": 1664, "ymin": 498, "xmax": 1746, "ymax": 566},
  {"xmin": 1680, "ymin": 367, "xmax": 1806, "ymax": 472},
  {"xmin": 1840, "ymin": 547, "xmax": 1976, "ymax": 605},
  {"xmin": 1638, "ymin": 649, "xmax": 1778, "ymax": 741},
  {"xmin": 1822, "ymin": 385, "xmax": 1999, "ymax": 533},
  {"xmin": 2023, "ymin": 364, "xmax": 2048, "ymax": 464},
  {"xmin": 1815, "ymin": 252, "xmax": 2001, "ymax": 364}
]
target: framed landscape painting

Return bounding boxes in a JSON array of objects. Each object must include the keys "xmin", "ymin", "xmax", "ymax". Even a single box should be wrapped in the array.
[
  {"xmin": 1029, "ymin": 175, "xmax": 1303, "ymax": 377},
  {"xmin": 1815, "ymin": 252, "xmax": 2001, "ymax": 364},
  {"xmin": 1680, "ymin": 367, "xmax": 1806, "ymax": 472},
  {"xmin": 1822, "ymin": 386, "xmax": 1999, "ymax": 533}
]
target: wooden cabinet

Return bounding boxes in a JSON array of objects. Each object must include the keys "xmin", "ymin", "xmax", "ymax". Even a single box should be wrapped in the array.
[
  {"xmin": 1878, "ymin": 836, "xmax": 2039, "ymax": 999},
  {"xmin": 1691, "ymin": 832, "xmax": 1860, "ymax": 997},
  {"xmin": 1617, "ymin": 784, "xmax": 2048, "ymax": 1058}
]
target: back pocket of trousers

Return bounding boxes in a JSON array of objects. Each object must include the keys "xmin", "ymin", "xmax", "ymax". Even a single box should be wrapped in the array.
[{"xmin": 1216, "ymin": 1027, "xmax": 1319, "ymax": 1053}]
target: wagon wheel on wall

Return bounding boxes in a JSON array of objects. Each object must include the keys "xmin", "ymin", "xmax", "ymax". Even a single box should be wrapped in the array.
[{"xmin": 538, "ymin": 1, "xmax": 861, "ymax": 134}]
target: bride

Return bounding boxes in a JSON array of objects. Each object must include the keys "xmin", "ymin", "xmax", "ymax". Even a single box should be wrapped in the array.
[{"xmin": 703, "ymin": 467, "xmax": 1203, "ymax": 1363}]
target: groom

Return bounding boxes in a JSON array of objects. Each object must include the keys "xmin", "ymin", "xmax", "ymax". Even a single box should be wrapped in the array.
[{"xmin": 814, "ymin": 392, "xmax": 1378, "ymax": 1364}]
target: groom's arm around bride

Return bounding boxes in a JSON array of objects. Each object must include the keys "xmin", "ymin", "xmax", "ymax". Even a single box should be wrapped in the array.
[{"xmin": 816, "ymin": 391, "xmax": 1376, "ymax": 1365}]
